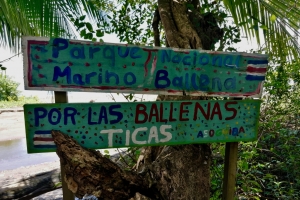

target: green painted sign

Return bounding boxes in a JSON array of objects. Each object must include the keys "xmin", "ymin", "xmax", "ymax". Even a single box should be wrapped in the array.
[
  {"xmin": 24, "ymin": 100, "xmax": 261, "ymax": 153},
  {"xmin": 22, "ymin": 37, "xmax": 268, "ymax": 97}
]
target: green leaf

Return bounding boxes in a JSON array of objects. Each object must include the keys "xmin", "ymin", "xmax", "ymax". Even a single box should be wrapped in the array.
[
  {"xmin": 96, "ymin": 30, "xmax": 104, "ymax": 37},
  {"xmin": 250, "ymin": 25, "xmax": 259, "ymax": 30},
  {"xmin": 79, "ymin": 15, "xmax": 86, "ymax": 21},
  {"xmin": 0, "ymin": 0, "xmax": 104, "ymax": 52},
  {"xmin": 186, "ymin": 3, "xmax": 194, "ymax": 10},
  {"xmin": 80, "ymin": 29, "xmax": 86, "ymax": 37},
  {"xmin": 85, "ymin": 22, "xmax": 93, "ymax": 32},
  {"xmin": 84, "ymin": 32, "xmax": 93, "ymax": 40},
  {"xmin": 260, "ymin": 25, "xmax": 268, "ymax": 30},
  {"xmin": 233, "ymin": 38, "xmax": 241, "ymax": 43},
  {"xmin": 78, "ymin": 22, "xmax": 85, "ymax": 29},
  {"xmin": 222, "ymin": 0, "xmax": 300, "ymax": 60},
  {"xmin": 54, "ymin": 182, "xmax": 62, "ymax": 188},
  {"xmin": 74, "ymin": 19, "xmax": 79, "ymax": 26},
  {"xmin": 270, "ymin": 14, "xmax": 276, "ymax": 22}
]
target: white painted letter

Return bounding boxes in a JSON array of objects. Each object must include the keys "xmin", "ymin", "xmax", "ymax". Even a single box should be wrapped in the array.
[
  {"xmin": 204, "ymin": 130, "xmax": 209, "ymax": 138},
  {"xmin": 132, "ymin": 127, "xmax": 147, "ymax": 145},
  {"xmin": 148, "ymin": 126, "xmax": 159, "ymax": 143},
  {"xmin": 160, "ymin": 125, "xmax": 172, "ymax": 142},
  {"xmin": 126, "ymin": 130, "xmax": 130, "ymax": 146},
  {"xmin": 100, "ymin": 129, "xmax": 123, "ymax": 147}
]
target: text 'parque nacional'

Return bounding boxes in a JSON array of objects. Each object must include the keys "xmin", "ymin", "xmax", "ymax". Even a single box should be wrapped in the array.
[{"xmin": 23, "ymin": 37, "xmax": 268, "ymax": 97}]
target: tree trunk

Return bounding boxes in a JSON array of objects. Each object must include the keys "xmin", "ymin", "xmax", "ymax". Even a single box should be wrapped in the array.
[
  {"xmin": 53, "ymin": 1, "xmax": 223, "ymax": 199},
  {"xmin": 139, "ymin": 1, "xmax": 223, "ymax": 199}
]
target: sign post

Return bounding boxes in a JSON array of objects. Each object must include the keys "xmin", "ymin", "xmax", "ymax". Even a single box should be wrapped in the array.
[
  {"xmin": 22, "ymin": 37, "xmax": 268, "ymax": 199},
  {"xmin": 222, "ymin": 142, "xmax": 238, "ymax": 200},
  {"xmin": 54, "ymin": 91, "xmax": 74, "ymax": 200}
]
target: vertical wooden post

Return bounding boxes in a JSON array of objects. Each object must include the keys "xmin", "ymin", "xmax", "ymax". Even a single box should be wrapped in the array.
[
  {"xmin": 54, "ymin": 91, "xmax": 74, "ymax": 200},
  {"xmin": 222, "ymin": 142, "xmax": 238, "ymax": 200}
]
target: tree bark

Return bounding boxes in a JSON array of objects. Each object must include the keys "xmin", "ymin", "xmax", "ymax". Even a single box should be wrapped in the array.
[
  {"xmin": 139, "ymin": 1, "xmax": 223, "ymax": 199},
  {"xmin": 52, "ymin": 130, "xmax": 161, "ymax": 200}
]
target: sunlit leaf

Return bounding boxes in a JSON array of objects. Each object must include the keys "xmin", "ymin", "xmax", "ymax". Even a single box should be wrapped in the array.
[{"xmin": 270, "ymin": 14, "xmax": 276, "ymax": 22}]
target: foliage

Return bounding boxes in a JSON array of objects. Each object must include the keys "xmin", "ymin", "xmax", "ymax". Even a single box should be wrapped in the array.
[
  {"xmin": 0, "ymin": 74, "xmax": 19, "ymax": 101},
  {"xmin": 223, "ymin": 0, "xmax": 300, "ymax": 60},
  {"xmin": 0, "ymin": 0, "xmax": 103, "ymax": 52},
  {"xmin": 70, "ymin": 0, "xmax": 299, "ymax": 60},
  {"xmin": 196, "ymin": 0, "xmax": 242, "ymax": 51},
  {"xmin": 0, "ymin": 96, "xmax": 40, "ymax": 108},
  {"xmin": 74, "ymin": 0, "xmax": 157, "ymax": 45},
  {"xmin": 210, "ymin": 59, "xmax": 300, "ymax": 199}
]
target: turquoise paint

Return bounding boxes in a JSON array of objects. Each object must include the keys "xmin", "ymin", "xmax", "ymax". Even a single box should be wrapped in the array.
[
  {"xmin": 24, "ymin": 100, "xmax": 261, "ymax": 153},
  {"xmin": 23, "ymin": 37, "xmax": 268, "ymax": 97}
]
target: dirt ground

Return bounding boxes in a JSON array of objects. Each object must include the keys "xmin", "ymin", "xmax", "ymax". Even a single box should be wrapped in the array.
[
  {"xmin": 0, "ymin": 111, "xmax": 25, "ymax": 141},
  {"xmin": 0, "ymin": 161, "xmax": 62, "ymax": 199},
  {"xmin": 0, "ymin": 111, "xmax": 63, "ymax": 199}
]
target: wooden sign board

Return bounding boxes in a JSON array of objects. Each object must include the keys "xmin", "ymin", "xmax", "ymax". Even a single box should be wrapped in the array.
[
  {"xmin": 22, "ymin": 37, "xmax": 268, "ymax": 97},
  {"xmin": 24, "ymin": 100, "xmax": 261, "ymax": 153}
]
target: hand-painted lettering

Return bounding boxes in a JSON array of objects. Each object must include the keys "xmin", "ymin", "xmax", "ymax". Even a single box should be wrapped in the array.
[
  {"xmin": 52, "ymin": 38, "xmax": 68, "ymax": 58},
  {"xmin": 34, "ymin": 107, "xmax": 47, "ymax": 127},
  {"xmin": 109, "ymin": 105, "xmax": 123, "ymax": 124},
  {"xmin": 64, "ymin": 107, "xmax": 77, "ymax": 125},
  {"xmin": 155, "ymin": 70, "xmax": 170, "ymax": 88},
  {"xmin": 52, "ymin": 66, "xmax": 71, "ymax": 84},
  {"xmin": 48, "ymin": 108, "xmax": 61, "ymax": 125},
  {"xmin": 225, "ymin": 101, "xmax": 237, "ymax": 120},
  {"xmin": 103, "ymin": 46, "xmax": 115, "ymax": 67},
  {"xmin": 135, "ymin": 104, "xmax": 147, "ymax": 124},
  {"xmin": 25, "ymin": 99, "xmax": 260, "ymax": 152},
  {"xmin": 179, "ymin": 102, "xmax": 192, "ymax": 121},
  {"xmin": 70, "ymin": 46, "xmax": 85, "ymax": 59}
]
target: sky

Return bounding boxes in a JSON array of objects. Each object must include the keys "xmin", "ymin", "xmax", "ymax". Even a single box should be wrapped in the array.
[{"xmin": 0, "ymin": 34, "xmax": 258, "ymax": 103}]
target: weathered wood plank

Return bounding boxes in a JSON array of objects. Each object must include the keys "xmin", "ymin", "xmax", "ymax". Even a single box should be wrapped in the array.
[
  {"xmin": 54, "ymin": 91, "xmax": 74, "ymax": 200},
  {"xmin": 22, "ymin": 37, "xmax": 268, "ymax": 97},
  {"xmin": 24, "ymin": 100, "xmax": 261, "ymax": 153},
  {"xmin": 222, "ymin": 142, "xmax": 238, "ymax": 200}
]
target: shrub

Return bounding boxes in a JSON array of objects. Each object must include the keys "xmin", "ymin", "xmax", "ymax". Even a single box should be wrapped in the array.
[
  {"xmin": 210, "ymin": 59, "xmax": 300, "ymax": 199},
  {"xmin": 0, "ymin": 74, "xmax": 20, "ymax": 101}
]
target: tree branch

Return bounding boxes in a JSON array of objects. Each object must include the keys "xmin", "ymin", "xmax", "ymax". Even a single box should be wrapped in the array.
[
  {"xmin": 170, "ymin": 0, "xmax": 202, "ymax": 49},
  {"xmin": 157, "ymin": 0, "xmax": 180, "ymax": 48},
  {"xmin": 51, "ymin": 130, "xmax": 160, "ymax": 200},
  {"xmin": 152, "ymin": 8, "xmax": 161, "ymax": 47}
]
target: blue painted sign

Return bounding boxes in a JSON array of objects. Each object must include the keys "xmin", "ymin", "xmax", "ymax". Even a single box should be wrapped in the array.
[
  {"xmin": 24, "ymin": 100, "xmax": 261, "ymax": 153},
  {"xmin": 22, "ymin": 37, "xmax": 268, "ymax": 97}
]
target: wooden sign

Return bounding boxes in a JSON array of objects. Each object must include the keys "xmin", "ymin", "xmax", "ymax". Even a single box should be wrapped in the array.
[
  {"xmin": 22, "ymin": 37, "xmax": 268, "ymax": 97},
  {"xmin": 24, "ymin": 100, "xmax": 261, "ymax": 153}
]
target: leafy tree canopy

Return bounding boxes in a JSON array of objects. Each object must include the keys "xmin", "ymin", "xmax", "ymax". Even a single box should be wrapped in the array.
[{"xmin": 0, "ymin": 0, "xmax": 299, "ymax": 61}]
